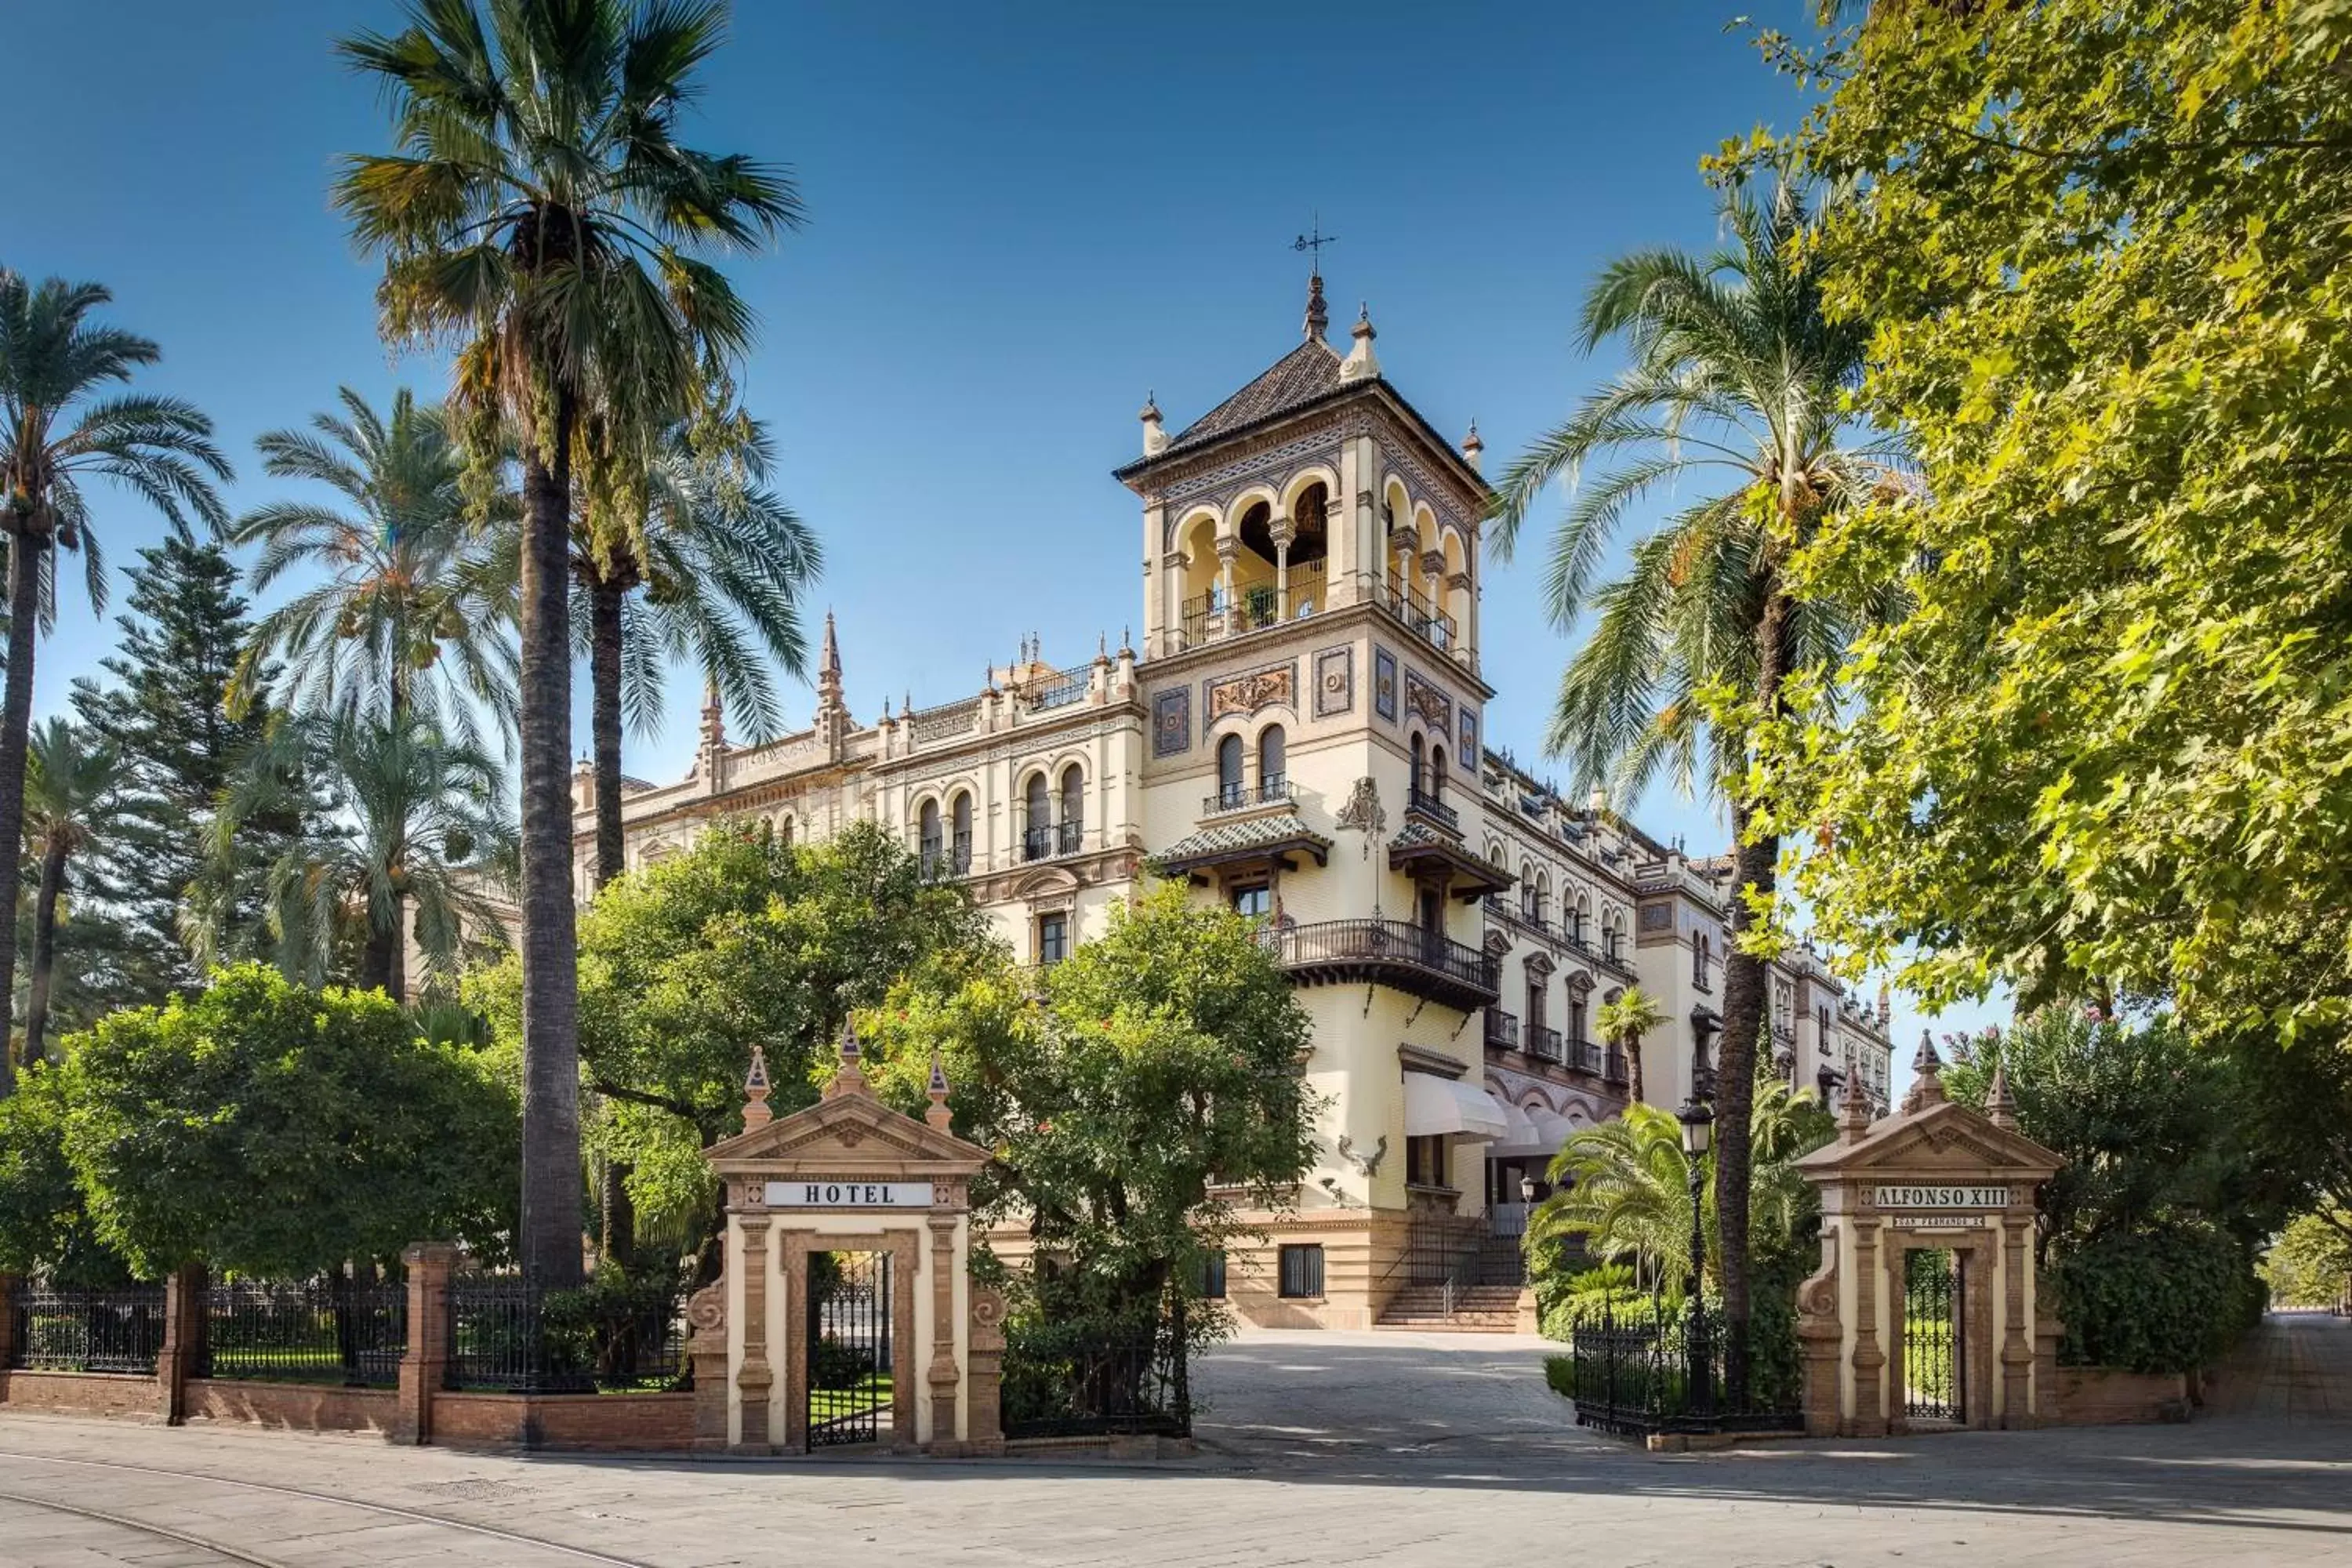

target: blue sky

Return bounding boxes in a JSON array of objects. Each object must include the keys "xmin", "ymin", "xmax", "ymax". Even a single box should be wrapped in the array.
[{"xmin": 3, "ymin": 1, "xmax": 1989, "ymax": 1061}]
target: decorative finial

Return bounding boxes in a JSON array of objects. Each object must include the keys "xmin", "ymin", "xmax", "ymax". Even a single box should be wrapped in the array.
[
  {"xmin": 1462, "ymin": 419, "xmax": 1484, "ymax": 472},
  {"xmin": 1353, "ymin": 301, "xmax": 1375, "ymax": 339},
  {"xmin": 1901, "ymin": 1028, "xmax": 1948, "ymax": 1113},
  {"xmin": 1839, "ymin": 1075, "xmax": 1872, "ymax": 1144},
  {"xmin": 925, "ymin": 1047, "xmax": 953, "ymax": 1131},
  {"xmin": 1302, "ymin": 271, "xmax": 1329, "ymax": 341},
  {"xmin": 825, "ymin": 1018, "xmax": 869, "ymax": 1099},
  {"xmin": 1140, "ymin": 390, "xmax": 1168, "ymax": 457},
  {"xmin": 1340, "ymin": 298, "xmax": 1381, "ymax": 382},
  {"xmin": 1096, "ymin": 630, "xmax": 1109, "ymax": 662},
  {"xmin": 741, "ymin": 1045, "xmax": 773, "ymax": 1130},
  {"xmin": 1987, "ymin": 1061, "xmax": 2018, "ymax": 1131},
  {"xmin": 1139, "ymin": 390, "xmax": 1161, "ymax": 423},
  {"xmin": 881, "ymin": 695, "xmax": 892, "ymax": 720},
  {"xmin": 1120, "ymin": 626, "xmax": 1133, "ymax": 658}
]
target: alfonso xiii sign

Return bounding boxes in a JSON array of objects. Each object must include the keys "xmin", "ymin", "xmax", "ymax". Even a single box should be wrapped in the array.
[
  {"xmin": 766, "ymin": 1179, "xmax": 936, "ymax": 1208},
  {"xmin": 1873, "ymin": 1184, "xmax": 2011, "ymax": 1210}
]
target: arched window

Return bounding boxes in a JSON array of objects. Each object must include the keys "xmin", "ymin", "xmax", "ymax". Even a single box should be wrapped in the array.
[
  {"xmin": 1431, "ymin": 743, "xmax": 1447, "ymax": 800},
  {"xmin": 1258, "ymin": 724, "xmax": 1286, "ymax": 799},
  {"xmin": 1536, "ymin": 872, "xmax": 1552, "ymax": 926},
  {"xmin": 1059, "ymin": 763, "xmax": 1084, "ymax": 852},
  {"xmin": 1573, "ymin": 894, "xmax": 1589, "ymax": 946},
  {"xmin": 1410, "ymin": 732, "xmax": 1426, "ymax": 797},
  {"xmin": 950, "ymin": 790, "xmax": 973, "ymax": 874},
  {"xmin": 918, "ymin": 799, "xmax": 942, "ymax": 876},
  {"xmin": 1217, "ymin": 733, "xmax": 1244, "ymax": 808},
  {"xmin": 1024, "ymin": 772, "xmax": 1051, "ymax": 861},
  {"xmin": 1694, "ymin": 931, "xmax": 1712, "ymax": 989},
  {"xmin": 779, "ymin": 815, "xmax": 795, "ymax": 848}
]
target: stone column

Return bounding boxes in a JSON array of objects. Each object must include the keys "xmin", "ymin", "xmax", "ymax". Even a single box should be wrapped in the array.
[
  {"xmin": 1849, "ymin": 1215, "xmax": 1886, "ymax": 1436},
  {"xmin": 156, "ymin": 1263, "xmax": 206, "ymax": 1425},
  {"xmin": 967, "ymin": 1283, "xmax": 1007, "ymax": 1457},
  {"xmin": 685, "ymin": 1272, "xmax": 729, "ymax": 1451},
  {"xmin": 1272, "ymin": 513, "xmax": 1296, "ymax": 621},
  {"xmin": 1215, "ymin": 537, "xmax": 1239, "ymax": 633},
  {"xmin": 2000, "ymin": 1218, "xmax": 2035, "ymax": 1428},
  {"xmin": 396, "ymin": 1242, "xmax": 457, "ymax": 1445},
  {"xmin": 736, "ymin": 1213, "xmax": 775, "ymax": 1450},
  {"xmin": 926, "ymin": 1210, "xmax": 960, "ymax": 1453}
]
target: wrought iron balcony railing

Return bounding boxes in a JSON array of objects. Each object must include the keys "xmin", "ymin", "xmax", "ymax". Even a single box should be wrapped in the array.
[
  {"xmin": 1484, "ymin": 1007, "xmax": 1520, "ymax": 1051},
  {"xmin": 1202, "ymin": 778, "xmax": 1296, "ymax": 817},
  {"xmin": 1022, "ymin": 820, "xmax": 1085, "ymax": 862},
  {"xmin": 1406, "ymin": 785, "xmax": 1460, "ymax": 834},
  {"xmin": 1380, "ymin": 577, "xmax": 1459, "ymax": 653},
  {"xmin": 1528, "ymin": 1025, "xmax": 1563, "ymax": 1062},
  {"xmin": 1258, "ymin": 918, "xmax": 1500, "ymax": 1011},
  {"xmin": 919, "ymin": 835, "xmax": 974, "ymax": 880}
]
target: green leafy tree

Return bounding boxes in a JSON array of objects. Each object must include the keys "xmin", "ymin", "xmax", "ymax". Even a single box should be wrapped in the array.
[
  {"xmin": 60, "ymin": 963, "xmax": 519, "ymax": 1278},
  {"xmin": 0, "ymin": 271, "xmax": 230, "ymax": 1094},
  {"xmin": 862, "ymin": 883, "xmax": 1322, "ymax": 1326},
  {"xmin": 1597, "ymin": 984, "xmax": 1668, "ymax": 1106},
  {"xmin": 67, "ymin": 538, "xmax": 305, "ymax": 1015},
  {"xmin": 1744, "ymin": 2, "xmax": 2352, "ymax": 1045},
  {"xmin": 212, "ymin": 709, "xmax": 516, "ymax": 1000},
  {"xmin": 231, "ymin": 386, "xmax": 517, "ymax": 753},
  {"xmin": 472, "ymin": 818, "xmax": 994, "ymax": 1267},
  {"xmin": 20, "ymin": 719, "xmax": 131, "ymax": 1064},
  {"xmin": 336, "ymin": 0, "xmax": 802, "ymax": 1288},
  {"xmin": 1486, "ymin": 172, "xmax": 1896, "ymax": 1392},
  {"xmin": 0, "ymin": 1061, "xmax": 123, "ymax": 1284},
  {"xmin": 2263, "ymin": 1210, "xmax": 2351, "ymax": 1311}
]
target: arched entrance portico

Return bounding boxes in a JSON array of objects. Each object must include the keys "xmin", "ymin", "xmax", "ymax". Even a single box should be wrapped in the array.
[
  {"xmin": 1793, "ymin": 1041, "xmax": 2063, "ymax": 1436},
  {"xmin": 691, "ymin": 1030, "xmax": 1005, "ymax": 1455}
]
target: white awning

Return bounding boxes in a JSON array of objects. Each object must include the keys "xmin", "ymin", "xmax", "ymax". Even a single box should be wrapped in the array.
[
  {"xmin": 1403, "ymin": 1072, "xmax": 1512, "ymax": 1139},
  {"xmin": 1488, "ymin": 1104, "xmax": 1582, "ymax": 1156}
]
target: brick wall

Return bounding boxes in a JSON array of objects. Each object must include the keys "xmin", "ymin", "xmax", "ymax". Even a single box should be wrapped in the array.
[
  {"xmin": 433, "ymin": 1392, "xmax": 695, "ymax": 1451},
  {"xmin": 2056, "ymin": 1366, "xmax": 2192, "ymax": 1425},
  {"xmin": 184, "ymin": 1379, "xmax": 398, "ymax": 1435},
  {"xmin": 0, "ymin": 1370, "xmax": 163, "ymax": 1420}
]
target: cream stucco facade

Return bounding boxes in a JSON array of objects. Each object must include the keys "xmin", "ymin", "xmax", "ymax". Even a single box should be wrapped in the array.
[{"xmin": 590, "ymin": 277, "xmax": 1894, "ymax": 1329}]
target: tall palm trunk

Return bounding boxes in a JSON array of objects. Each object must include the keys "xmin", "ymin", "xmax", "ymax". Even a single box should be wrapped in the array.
[
  {"xmin": 23, "ymin": 833, "xmax": 68, "ymax": 1064},
  {"xmin": 359, "ymin": 890, "xmax": 407, "ymax": 1000},
  {"xmin": 1713, "ymin": 583, "xmax": 1793, "ymax": 1406},
  {"xmin": 1627, "ymin": 1033, "xmax": 1646, "ymax": 1106},
  {"xmin": 0, "ymin": 530, "xmax": 47, "ymax": 1095},
  {"xmin": 518, "ymin": 405, "xmax": 586, "ymax": 1290},
  {"xmin": 588, "ymin": 578, "xmax": 626, "ymax": 889}
]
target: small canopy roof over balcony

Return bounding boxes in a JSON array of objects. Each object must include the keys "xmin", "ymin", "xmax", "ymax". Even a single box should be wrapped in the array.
[
  {"xmin": 1387, "ymin": 821, "xmax": 1515, "ymax": 902},
  {"xmin": 1149, "ymin": 812, "xmax": 1332, "ymax": 880},
  {"xmin": 1403, "ymin": 1069, "xmax": 1512, "ymax": 1140}
]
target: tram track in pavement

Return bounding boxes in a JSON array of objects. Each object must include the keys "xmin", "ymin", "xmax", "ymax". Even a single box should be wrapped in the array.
[{"xmin": 0, "ymin": 1447, "xmax": 663, "ymax": 1567}]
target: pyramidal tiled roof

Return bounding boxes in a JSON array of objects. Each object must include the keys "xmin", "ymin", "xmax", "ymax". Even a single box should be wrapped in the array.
[{"xmin": 1160, "ymin": 336, "xmax": 1345, "ymax": 458}]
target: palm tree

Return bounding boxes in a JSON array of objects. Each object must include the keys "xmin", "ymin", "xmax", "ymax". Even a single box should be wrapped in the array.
[
  {"xmin": 1530, "ymin": 1103, "xmax": 1709, "ymax": 1299},
  {"xmin": 1598, "ymin": 985, "xmax": 1670, "ymax": 1107},
  {"xmin": 20, "ymin": 719, "xmax": 130, "ymax": 1063},
  {"xmin": 336, "ymin": 0, "xmax": 800, "ymax": 1286},
  {"xmin": 215, "ymin": 708, "xmax": 516, "ymax": 1001},
  {"xmin": 567, "ymin": 408, "xmax": 818, "ymax": 887},
  {"xmin": 1488, "ymin": 171, "xmax": 1897, "ymax": 1396},
  {"xmin": 0, "ymin": 271, "xmax": 230, "ymax": 1094},
  {"xmin": 231, "ymin": 387, "xmax": 517, "ymax": 753}
]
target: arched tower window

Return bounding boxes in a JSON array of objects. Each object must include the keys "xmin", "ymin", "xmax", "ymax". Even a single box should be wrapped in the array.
[
  {"xmin": 1059, "ymin": 763, "xmax": 1084, "ymax": 851},
  {"xmin": 1258, "ymin": 724, "xmax": 1286, "ymax": 798},
  {"xmin": 950, "ymin": 790, "xmax": 973, "ymax": 873},
  {"xmin": 1217, "ymin": 733, "xmax": 1244, "ymax": 808},
  {"xmin": 1431, "ymin": 743, "xmax": 1447, "ymax": 800},
  {"xmin": 918, "ymin": 799, "xmax": 942, "ymax": 875},
  {"xmin": 1024, "ymin": 772, "xmax": 1051, "ymax": 862},
  {"xmin": 1410, "ymin": 732, "xmax": 1426, "ymax": 797},
  {"xmin": 779, "ymin": 815, "xmax": 795, "ymax": 848}
]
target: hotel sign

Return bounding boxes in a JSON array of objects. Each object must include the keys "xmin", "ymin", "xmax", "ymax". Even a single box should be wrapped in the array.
[
  {"xmin": 766, "ymin": 1180, "xmax": 935, "ymax": 1209},
  {"xmin": 1874, "ymin": 1184, "xmax": 2010, "ymax": 1210}
]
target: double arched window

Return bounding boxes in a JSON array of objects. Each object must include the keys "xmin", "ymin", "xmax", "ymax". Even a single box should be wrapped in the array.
[
  {"xmin": 1258, "ymin": 725, "xmax": 1286, "ymax": 796},
  {"xmin": 1217, "ymin": 734, "xmax": 1245, "ymax": 808}
]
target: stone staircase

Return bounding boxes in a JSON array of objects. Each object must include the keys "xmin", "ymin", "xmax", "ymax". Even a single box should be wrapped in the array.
[{"xmin": 1375, "ymin": 1283, "xmax": 1526, "ymax": 1332}]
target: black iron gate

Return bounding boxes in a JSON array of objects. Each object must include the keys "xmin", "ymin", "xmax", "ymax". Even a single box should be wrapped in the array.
[
  {"xmin": 806, "ymin": 1251, "xmax": 891, "ymax": 1447},
  {"xmin": 1902, "ymin": 1248, "xmax": 1964, "ymax": 1424}
]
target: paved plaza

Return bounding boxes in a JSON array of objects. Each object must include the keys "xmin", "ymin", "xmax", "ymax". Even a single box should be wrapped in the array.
[{"xmin": 0, "ymin": 1313, "xmax": 2344, "ymax": 1567}]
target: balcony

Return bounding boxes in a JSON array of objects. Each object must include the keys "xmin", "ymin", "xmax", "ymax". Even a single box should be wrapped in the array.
[
  {"xmin": 1528, "ymin": 1025, "xmax": 1563, "ymax": 1062},
  {"xmin": 1604, "ymin": 1048, "xmax": 1629, "ymax": 1084},
  {"xmin": 1260, "ymin": 918, "xmax": 1500, "ymax": 1012},
  {"xmin": 1483, "ymin": 1007, "xmax": 1520, "ymax": 1051},
  {"xmin": 1379, "ymin": 576, "xmax": 1459, "ymax": 655},
  {"xmin": 1405, "ymin": 785, "xmax": 1460, "ymax": 836},
  {"xmin": 1568, "ymin": 1039, "xmax": 1604, "ymax": 1076},
  {"xmin": 1175, "ymin": 561, "xmax": 1328, "ymax": 651},
  {"xmin": 1022, "ymin": 820, "xmax": 1084, "ymax": 862},
  {"xmin": 1202, "ymin": 777, "xmax": 1297, "ymax": 818},
  {"xmin": 919, "ymin": 835, "xmax": 974, "ymax": 880}
]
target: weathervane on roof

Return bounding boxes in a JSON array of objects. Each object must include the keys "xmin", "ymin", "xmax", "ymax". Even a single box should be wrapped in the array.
[{"xmin": 1292, "ymin": 213, "xmax": 1339, "ymax": 269}]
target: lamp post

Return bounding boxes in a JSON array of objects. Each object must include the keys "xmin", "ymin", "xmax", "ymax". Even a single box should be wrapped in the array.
[{"xmin": 1678, "ymin": 1097, "xmax": 1715, "ymax": 1424}]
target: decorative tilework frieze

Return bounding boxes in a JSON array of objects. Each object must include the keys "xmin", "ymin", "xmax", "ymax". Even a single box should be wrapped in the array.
[
  {"xmin": 1204, "ymin": 659, "xmax": 1296, "ymax": 728},
  {"xmin": 1153, "ymin": 687, "xmax": 1191, "ymax": 757},
  {"xmin": 1403, "ymin": 668, "xmax": 1452, "ymax": 732},
  {"xmin": 1374, "ymin": 647, "xmax": 1399, "ymax": 724},
  {"xmin": 1639, "ymin": 902, "xmax": 1674, "ymax": 932},
  {"xmin": 1460, "ymin": 706, "xmax": 1477, "ymax": 759},
  {"xmin": 1313, "ymin": 645, "xmax": 1355, "ymax": 719}
]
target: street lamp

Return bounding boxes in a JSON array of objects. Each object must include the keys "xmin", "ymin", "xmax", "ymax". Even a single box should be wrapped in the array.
[
  {"xmin": 1677, "ymin": 1097, "xmax": 1715, "ymax": 1422},
  {"xmin": 1518, "ymin": 1172, "xmax": 1537, "ymax": 1207}
]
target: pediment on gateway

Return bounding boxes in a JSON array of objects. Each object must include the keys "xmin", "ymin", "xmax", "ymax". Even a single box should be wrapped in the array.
[
  {"xmin": 706, "ymin": 1085, "xmax": 990, "ymax": 1178},
  {"xmin": 1795, "ymin": 1098, "xmax": 2060, "ymax": 1181}
]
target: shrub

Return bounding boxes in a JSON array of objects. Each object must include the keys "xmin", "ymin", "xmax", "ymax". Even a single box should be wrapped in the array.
[{"xmin": 2051, "ymin": 1221, "xmax": 2266, "ymax": 1374}]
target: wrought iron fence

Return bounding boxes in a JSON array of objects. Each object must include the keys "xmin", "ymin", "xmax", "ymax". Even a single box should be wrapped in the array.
[
  {"xmin": 203, "ymin": 1277, "xmax": 405, "ymax": 1387},
  {"xmin": 1561, "ymin": 1299, "xmax": 1801, "ymax": 1439},
  {"xmin": 1000, "ymin": 1307, "xmax": 1191, "ymax": 1439},
  {"xmin": 1025, "ymin": 666, "xmax": 1090, "ymax": 711},
  {"xmin": 445, "ymin": 1275, "xmax": 685, "ymax": 1395},
  {"xmin": 9, "ymin": 1284, "xmax": 168, "ymax": 1374}
]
